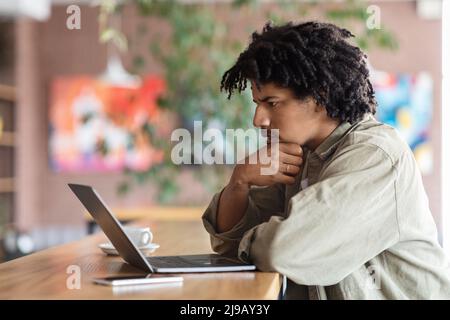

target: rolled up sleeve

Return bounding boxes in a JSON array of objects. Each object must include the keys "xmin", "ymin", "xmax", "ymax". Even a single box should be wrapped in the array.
[
  {"xmin": 237, "ymin": 142, "xmax": 401, "ymax": 286},
  {"xmin": 202, "ymin": 183, "xmax": 285, "ymax": 259}
]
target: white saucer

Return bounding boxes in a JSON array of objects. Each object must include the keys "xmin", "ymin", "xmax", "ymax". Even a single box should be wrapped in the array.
[{"xmin": 99, "ymin": 242, "xmax": 160, "ymax": 256}]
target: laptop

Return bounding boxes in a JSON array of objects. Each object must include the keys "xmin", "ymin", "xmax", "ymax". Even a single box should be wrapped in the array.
[{"xmin": 68, "ymin": 184, "xmax": 256, "ymax": 273}]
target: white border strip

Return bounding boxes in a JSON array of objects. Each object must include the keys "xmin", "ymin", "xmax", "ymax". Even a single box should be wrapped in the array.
[{"xmin": 442, "ymin": 0, "xmax": 450, "ymax": 252}]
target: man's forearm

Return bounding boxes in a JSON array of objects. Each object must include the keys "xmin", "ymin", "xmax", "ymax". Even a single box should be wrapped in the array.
[{"xmin": 216, "ymin": 177, "xmax": 250, "ymax": 233}]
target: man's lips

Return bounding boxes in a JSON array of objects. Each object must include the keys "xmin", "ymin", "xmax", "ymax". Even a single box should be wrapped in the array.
[
  {"xmin": 266, "ymin": 136, "xmax": 286, "ymax": 145},
  {"xmin": 261, "ymin": 129, "xmax": 284, "ymax": 144}
]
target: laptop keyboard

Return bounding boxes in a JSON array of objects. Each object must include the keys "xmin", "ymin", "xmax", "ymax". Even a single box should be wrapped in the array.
[
  {"xmin": 147, "ymin": 256, "xmax": 199, "ymax": 268},
  {"xmin": 146, "ymin": 254, "xmax": 243, "ymax": 268}
]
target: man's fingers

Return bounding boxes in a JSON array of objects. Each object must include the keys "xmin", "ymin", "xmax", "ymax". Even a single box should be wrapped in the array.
[
  {"xmin": 281, "ymin": 163, "xmax": 300, "ymax": 176},
  {"xmin": 274, "ymin": 173, "xmax": 296, "ymax": 185},
  {"xmin": 280, "ymin": 153, "xmax": 303, "ymax": 166},
  {"xmin": 279, "ymin": 142, "xmax": 303, "ymax": 157}
]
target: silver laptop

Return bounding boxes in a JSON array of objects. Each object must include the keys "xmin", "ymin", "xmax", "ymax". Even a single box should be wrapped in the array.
[{"xmin": 68, "ymin": 184, "xmax": 256, "ymax": 273}]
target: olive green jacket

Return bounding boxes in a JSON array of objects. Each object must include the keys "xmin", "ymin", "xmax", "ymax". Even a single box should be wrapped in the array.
[{"xmin": 202, "ymin": 113, "xmax": 450, "ymax": 299}]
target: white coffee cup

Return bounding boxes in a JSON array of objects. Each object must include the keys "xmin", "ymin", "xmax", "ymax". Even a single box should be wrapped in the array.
[{"xmin": 122, "ymin": 226, "xmax": 153, "ymax": 247}]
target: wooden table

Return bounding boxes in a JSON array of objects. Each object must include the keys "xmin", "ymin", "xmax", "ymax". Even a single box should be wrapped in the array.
[{"xmin": 0, "ymin": 220, "xmax": 282, "ymax": 299}]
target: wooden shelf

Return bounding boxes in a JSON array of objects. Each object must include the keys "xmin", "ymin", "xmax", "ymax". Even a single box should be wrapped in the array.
[
  {"xmin": 0, "ymin": 84, "xmax": 15, "ymax": 146},
  {"xmin": 0, "ymin": 177, "xmax": 14, "ymax": 193},
  {"xmin": 0, "ymin": 84, "xmax": 15, "ymax": 102},
  {"xmin": 84, "ymin": 206, "xmax": 206, "ymax": 222},
  {"xmin": 0, "ymin": 131, "xmax": 14, "ymax": 147}
]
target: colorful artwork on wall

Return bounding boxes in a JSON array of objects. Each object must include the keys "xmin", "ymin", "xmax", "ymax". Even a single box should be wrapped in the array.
[
  {"xmin": 372, "ymin": 71, "xmax": 433, "ymax": 175},
  {"xmin": 49, "ymin": 76, "xmax": 166, "ymax": 172}
]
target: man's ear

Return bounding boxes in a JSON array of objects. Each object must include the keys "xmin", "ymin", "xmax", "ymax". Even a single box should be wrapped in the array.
[
  {"xmin": 302, "ymin": 96, "xmax": 324, "ymax": 116},
  {"xmin": 302, "ymin": 95, "xmax": 323, "ymax": 113},
  {"xmin": 312, "ymin": 100, "xmax": 325, "ymax": 113}
]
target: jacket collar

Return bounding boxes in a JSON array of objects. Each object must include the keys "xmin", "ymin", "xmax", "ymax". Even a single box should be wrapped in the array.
[{"xmin": 309, "ymin": 113, "xmax": 374, "ymax": 161}]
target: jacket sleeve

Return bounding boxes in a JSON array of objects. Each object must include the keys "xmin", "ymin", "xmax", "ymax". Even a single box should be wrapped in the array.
[
  {"xmin": 202, "ymin": 183, "xmax": 285, "ymax": 259},
  {"xmin": 237, "ymin": 142, "xmax": 401, "ymax": 286}
]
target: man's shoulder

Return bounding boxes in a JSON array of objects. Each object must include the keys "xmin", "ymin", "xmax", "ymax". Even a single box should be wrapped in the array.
[{"xmin": 338, "ymin": 115, "xmax": 411, "ymax": 165}]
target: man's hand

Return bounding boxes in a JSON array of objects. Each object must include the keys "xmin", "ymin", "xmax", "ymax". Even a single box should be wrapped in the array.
[
  {"xmin": 231, "ymin": 142, "xmax": 303, "ymax": 187},
  {"xmin": 216, "ymin": 142, "xmax": 303, "ymax": 233}
]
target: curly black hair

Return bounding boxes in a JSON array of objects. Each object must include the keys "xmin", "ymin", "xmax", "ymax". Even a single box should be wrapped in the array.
[{"xmin": 220, "ymin": 21, "xmax": 377, "ymax": 124}]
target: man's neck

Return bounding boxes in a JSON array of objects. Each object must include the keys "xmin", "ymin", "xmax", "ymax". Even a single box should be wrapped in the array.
[{"xmin": 305, "ymin": 119, "xmax": 341, "ymax": 151}]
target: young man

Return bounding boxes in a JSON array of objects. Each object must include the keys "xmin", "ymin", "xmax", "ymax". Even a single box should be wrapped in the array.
[{"xmin": 202, "ymin": 21, "xmax": 450, "ymax": 299}]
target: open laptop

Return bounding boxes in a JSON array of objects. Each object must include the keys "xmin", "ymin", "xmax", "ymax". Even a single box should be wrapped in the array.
[{"xmin": 68, "ymin": 184, "xmax": 256, "ymax": 273}]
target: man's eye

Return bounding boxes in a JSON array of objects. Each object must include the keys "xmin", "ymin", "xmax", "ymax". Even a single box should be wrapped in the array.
[{"xmin": 268, "ymin": 101, "xmax": 278, "ymax": 108}]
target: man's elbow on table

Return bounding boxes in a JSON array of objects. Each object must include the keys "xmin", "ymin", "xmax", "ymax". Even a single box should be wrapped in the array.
[
  {"xmin": 247, "ymin": 233, "xmax": 347, "ymax": 286},
  {"xmin": 210, "ymin": 235, "xmax": 241, "ymax": 259}
]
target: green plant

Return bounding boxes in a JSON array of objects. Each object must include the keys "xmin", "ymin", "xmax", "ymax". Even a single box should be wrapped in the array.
[
  {"xmin": 324, "ymin": 0, "xmax": 398, "ymax": 51},
  {"xmin": 97, "ymin": 0, "xmax": 398, "ymax": 203},
  {"xmin": 117, "ymin": 0, "xmax": 257, "ymax": 202}
]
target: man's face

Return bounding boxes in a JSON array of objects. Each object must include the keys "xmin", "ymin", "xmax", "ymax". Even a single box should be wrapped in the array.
[{"xmin": 251, "ymin": 82, "xmax": 325, "ymax": 148}]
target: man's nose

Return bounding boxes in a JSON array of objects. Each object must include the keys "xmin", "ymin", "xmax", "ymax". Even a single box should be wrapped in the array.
[{"xmin": 253, "ymin": 105, "xmax": 271, "ymax": 128}]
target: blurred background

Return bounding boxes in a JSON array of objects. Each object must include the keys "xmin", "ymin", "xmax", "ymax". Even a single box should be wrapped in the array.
[{"xmin": 0, "ymin": 0, "xmax": 447, "ymax": 261}]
